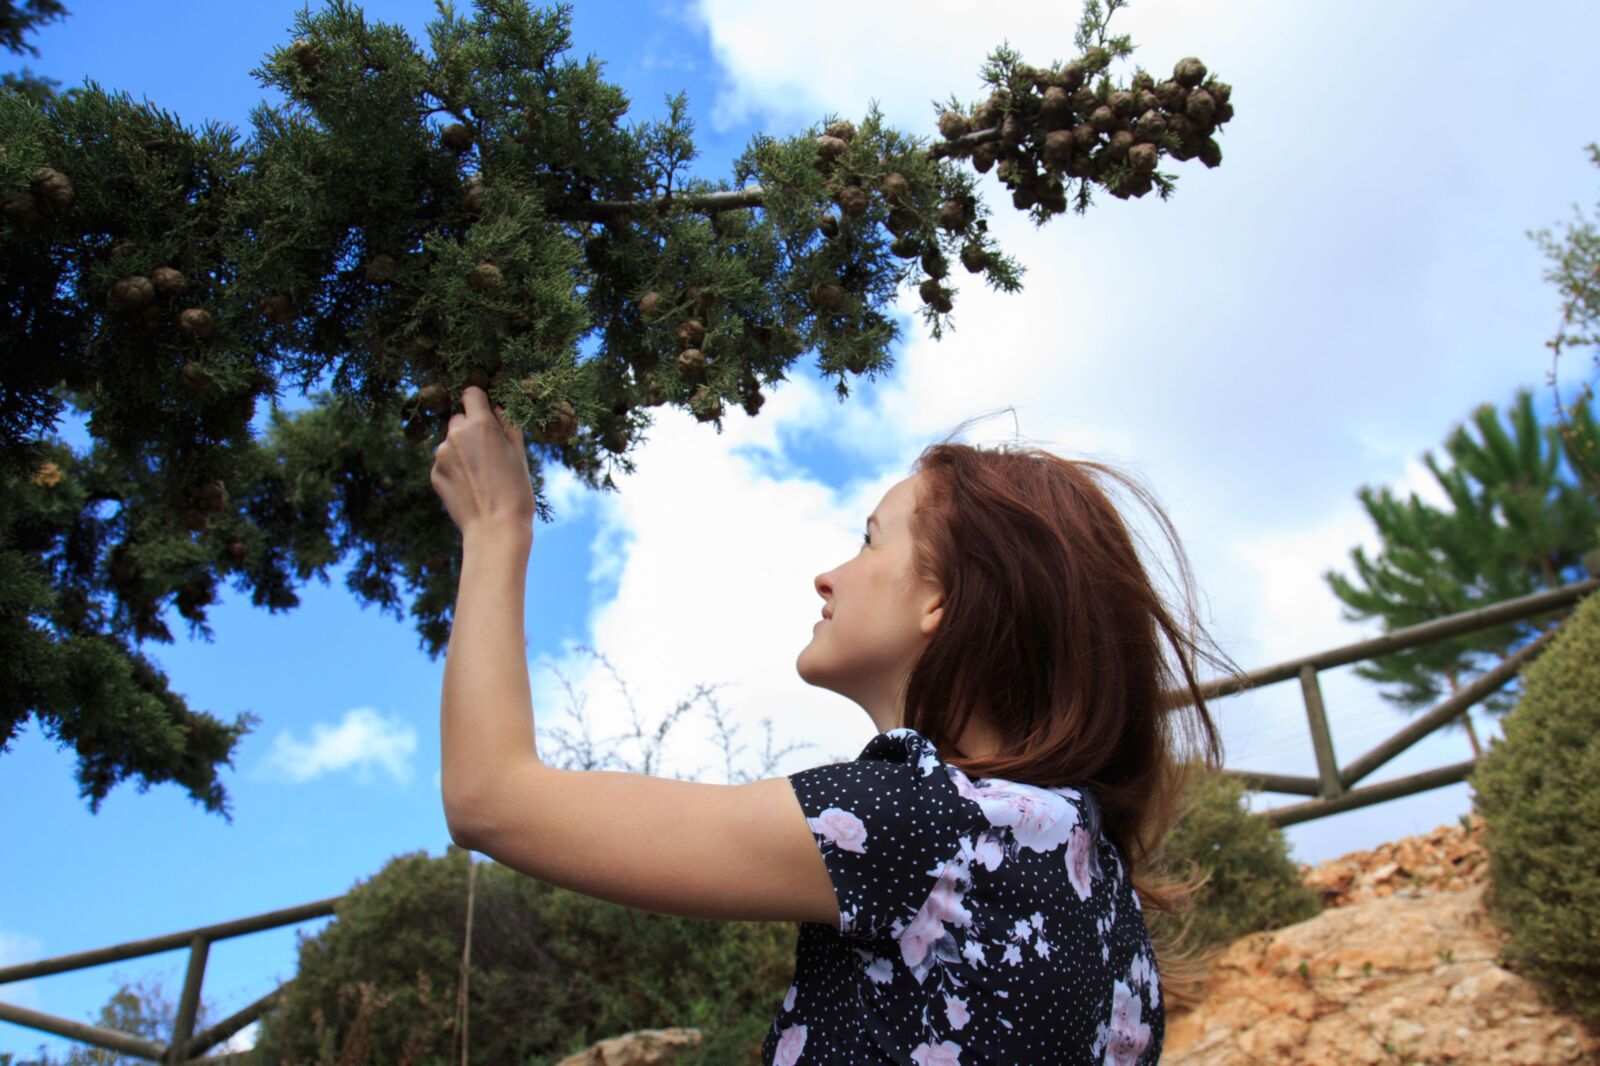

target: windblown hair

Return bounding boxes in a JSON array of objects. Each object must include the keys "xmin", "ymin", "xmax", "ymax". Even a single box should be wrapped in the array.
[{"xmin": 901, "ymin": 437, "xmax": 1248, "ymax": 1009}]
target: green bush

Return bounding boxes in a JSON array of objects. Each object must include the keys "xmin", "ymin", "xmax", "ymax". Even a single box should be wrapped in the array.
[
  {"xmin": 1149, "ymin": 766, "xmax": 1322, "ymax": 952},
  {"xmin": 251, "ymin": 846, "xmax": 795, "ymax": 1066},
  {"xmin": 1470, "ymin": 589, "xmax": 1600, "ymax": 1028}
]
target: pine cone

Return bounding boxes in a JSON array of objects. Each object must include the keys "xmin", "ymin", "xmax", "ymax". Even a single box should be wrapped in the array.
[
  {"xmin": 1105, "ymin": 130, "xmax": 1134, "ymax": 163},
  {"xmin": 1197, "ymin": 137, "xmax": 1222, "ymax": 169},
  {"xmin": 1128, "ymin": 143, "xmax": 1159, "ymax": 173},
  {"xmin": 192, "ymin": 479, "xmax": 228, "ymax": 513},
  {"xmin": 465, "ymin": 174, "xmax": 488, "ymax": 213},
  {"xmin": 932, "ymin": 199, "xmax": 962, "ymax": 232},
  {"xmin": 890, "ymin": 235, "xmax": 920, "ymax": 259},
  {"xmin": 178, "ymin": 308, "xmax": 215, "ymax": 339},
  {"xmin": 676, "ymin": 319, "xmax": 705, "ymax": 347},
  {"xmin": 1131, "ymin": 72, "xmax": 1155, "ymax": 92},
  {"xmin": 816, "ymin": 135, "xmax": 849, "ymax": 164},
  {"xmin": 690, "ymin": 385, "xmax": 722, "ymax": 422},
  {"xmin": 811, "ymin": 283, "xmax": 843, "ymax": 312},
  {"xmin": 1000, "ymin": 114, "xmax": 1025, "ymax": 147},
  {"xmin": 639, "ymin": 291, "xmax": 661, "ymax": 316},
  {"xmin": 1059, "ymin": 61, "xmax": 1086, "ymax": 91},
  {"xmin": 405, "ymin": 417, "xmax": 430, "ymax": 443},
  {"xmin": 1070, "ymin": 88, "xmax": 1097, "ymax": 114},
  {"xmin": 602, "ymin": 425, "xmax": 629, "ymax": 453},
  {"xmin": 1173, "ymin": 57, "xmax": 1207, "ymax": 88},
  {"xmin": 470, "ymin": 261, "xmax": 503, "ymax": 291},
  {"xmin": 972, "ymin": 95, "xmax": 1002, "ymax": 131},
  {"xmin": 938, "ymin": 111, "xmax": 971, "ymax": 140},
  {"xmin": 260, "ymin": 294, "xmax": 297, "ymax": 324},
  {"xmin": 1043, "ymin": 129, "xmax": 1074, "ymax": 168},
  {"xmin": 1039, "ymin": 86, "xmax": 1073, "ymax": 130},
  {"xmin": 921, "ymin": 246, "xmax": 949, "ymax": 279},
  {"xmin": 2, "ymin": 191, "xmax": 39, "ymax": 229},
  {"xmin": 886, "ymin": 207, "xmax": 918, "ymax": 236},
  {"xmin": 817, "ymin": 211, "xmax": 839, "ymax": 238},
  {"xmin": 836, "ymin": 185, "xmax": 869, "ymax": 217},
  {"xmin": 179, "ymin": 362, "xmax": 213, "ymax": 392},
  {"xmin": 960, "ymin": 244, "xmax": 988, "ymax": 273},
  {"xmin": 1156, "ymin": 80, "xmax": 1187, "ymax": 113},
  {"xmin": 31, "ymin": 167, "xmax": 74, "ymax": 209},
  {"xmin": 1089, "ymin": 106, "xmax": 1117, "ymax": 133},
  {"xmin": 1185, "ymin": 89, "xmax": 1216, "ymax": 127},
  {"xmin": 441, "ymin": 124, "xmax": 474, "ymax": 152},
  {"xmin": 535, "ymin": 400, "xmax": 578, "ymax": 445},
  {"xmin": 824, "ymin": 120, "xmax": 855, "ymax": 142},
  {"xmin": 1108, "ymin": 90, "xmax": 1136, "ymax": 118},
  {"xmin": 151, "ymin": 266, "xmax": 187, "ymax": 296},
  {"xmin": 971, "ymin": 142, "xmax": 998, "ymax": 174},
  {"xmin": 181, "ymin": 509, "xmax": 211, "ymax": 533},
  {"xmin": 417, "ymin": 384, "xmax": 451, "ymax": 417},
  {"xmin": 1136, "ymin": 89, "xmax": 1161, "ymax": 115},
  {"xmin": 289, "ymin": 39, "xmax": 322, "ymax": 70},
  {"xmin": 1039, "ymin": 181, "xmax": 1067, "ymax": 214},
  {"xmin": 1133, "ymin": 110, "xmax": 1167, "ymax": 143},
  {"xmin": 919, "ymin": 280, "xmax": 953, "ymax": 314},
  {"xmin": 741, "ymin": 389, "xmax": 764, "ymax": 417},
  {"xmin": 880, "ymin": 171, "xmax": 911, "ymax": 204},
  {"xmin": 108, "ymin": 275, "xmax": 155, "ymax": 312}
]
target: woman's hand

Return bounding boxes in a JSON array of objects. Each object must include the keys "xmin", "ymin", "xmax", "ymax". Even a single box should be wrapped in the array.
[{"xmin": 430, "ymin": 385, "xmax": 535, "ymax": 543}]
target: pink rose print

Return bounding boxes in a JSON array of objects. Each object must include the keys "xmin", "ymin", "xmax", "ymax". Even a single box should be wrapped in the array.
[
  {"xmin": 900, "ymin": 858, "xmax": 974, "ymax": 979},
  {"xmin": 1104, "ymin": 979, "xmax": 1151, "ymax": 1066},
  {"xmin": 945, "ymin": 995, "xmax": 970, "ymax": 1030},
  {"xmin": 773, "ymin": 1024, "xmax": 807, "ymax": 1066},
  {"xmin": 771, "ymin": 1024, "xmax": 806, "ymax": 1062},
  {"xmin": 809, "ymin": 807, "xmax": 867, "ymax": 853},
  {"xmin": 911, "ymin": 1038, "xmax": 964, "ymax": 1065},
  {"xmin": 962, "ymin": 778, "xmax": 1077, "ymax": 852},
  {"xmin": 783, "ymin": 983, "xmax": 796, "ymax": 1011},
  {"xmin": 1066, "ymin": 825, "xmax": 1095, "ymax": 900},
  {"xmin": 973, "ymin": 833, "xmax": 1005, "ymax": 871}
]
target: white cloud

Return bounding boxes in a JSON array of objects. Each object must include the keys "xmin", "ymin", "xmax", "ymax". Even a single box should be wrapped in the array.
[
  {"xmin": 0, "ymin": 929, "xmax": 45, "ymax": 1011},
  {"xmin": 255, "ymin": 707, "xmax": 417, "ymax": 786}
]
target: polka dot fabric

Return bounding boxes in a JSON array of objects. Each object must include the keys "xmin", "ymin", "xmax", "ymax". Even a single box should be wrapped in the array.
[{"xmin": 762, "ymin": 727, "xmax": 1162, "ymax": 1065}]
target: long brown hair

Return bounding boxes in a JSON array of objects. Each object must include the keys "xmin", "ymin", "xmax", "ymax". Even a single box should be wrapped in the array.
[{"xmin": 901, "ymin": 434, "xmax": 1248, "ymax": 1009}]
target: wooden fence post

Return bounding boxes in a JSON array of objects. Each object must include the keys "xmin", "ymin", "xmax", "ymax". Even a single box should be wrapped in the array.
[
  {"xmin": 1300, "ymin": 664, "xmax": 1344, "ymax": 799},
  {"xmin": 168, "ymin": 934, "xmax": 209, "ymax": 1064}
]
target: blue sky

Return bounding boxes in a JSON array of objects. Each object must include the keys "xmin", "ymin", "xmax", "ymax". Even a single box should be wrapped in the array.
[{"xmin": 5, "ymin": 0, "xmax": 1600, "ymax": 1056}]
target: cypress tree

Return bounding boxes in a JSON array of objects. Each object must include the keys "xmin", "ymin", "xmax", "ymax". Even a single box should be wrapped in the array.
[{"xmin": 0, "ymin": 0, "xmax": 1239, "ymax": 815}]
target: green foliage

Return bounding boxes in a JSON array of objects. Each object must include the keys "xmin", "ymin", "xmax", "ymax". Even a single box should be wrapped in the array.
[
  {"xmin": 7, "ymin": 972, "xmax": 220, "ymax": 1065},
  {"xmin": 1149, "ymin": 767, "xmax": 1322, "ymax": 952},
  {"xmin": 0, "ymin": 0, "xmax": 1234, "ymax": 813},
  {"xmin": 1323, "ymin": 388, "xmax": 1600, "ymax": 730},
  {"xmin": 251, "ymin": 846, "xmax": 796, "ymax": 1066},
  {"xmin": 1469, "ymin": 589, "xmax": 1600, "ymax": 1028}
]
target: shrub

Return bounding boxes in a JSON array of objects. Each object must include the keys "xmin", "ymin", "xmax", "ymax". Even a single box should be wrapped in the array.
[
  {"xmin": 1147, "ymin": 765, "xmax": 1322, "ymax": 955},
  {"xmin": 251, "ymin": 845, "xmax": 795, "ymax": 1066},
  {"xmin": 1470, "ymin": 589, "xmax": 1600, "ymax": 1027}
]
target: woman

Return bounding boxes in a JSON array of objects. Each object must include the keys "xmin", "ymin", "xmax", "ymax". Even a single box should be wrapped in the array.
[{"xmin": 432, "ymin": 387, "xmax": 1237, "ymax": 1065}]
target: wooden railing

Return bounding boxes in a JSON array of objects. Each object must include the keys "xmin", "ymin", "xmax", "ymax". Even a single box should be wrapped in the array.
[
  {"xmin": 1201, "ymin": 576, "xmax": 1596, "ymax": 827},
  {"xmin": 2, "ymin": 576, "xmax": 1593, "ymax": 1060}
]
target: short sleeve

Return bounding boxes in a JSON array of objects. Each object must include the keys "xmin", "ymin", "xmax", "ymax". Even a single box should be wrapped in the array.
[{"xmin": 788, "ymin": 727, "xmax": 979, "ymax": 941}]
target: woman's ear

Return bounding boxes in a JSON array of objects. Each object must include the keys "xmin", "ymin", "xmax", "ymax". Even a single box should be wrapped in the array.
[{"xmin": 920, "ymin": 596, "xmax": 944, "ymax": 638}]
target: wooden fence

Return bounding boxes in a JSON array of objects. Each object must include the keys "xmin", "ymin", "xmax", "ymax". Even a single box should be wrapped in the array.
[{"xmin": 1, "ymin": 575, "xmax": 1593, "ymax": 1062}]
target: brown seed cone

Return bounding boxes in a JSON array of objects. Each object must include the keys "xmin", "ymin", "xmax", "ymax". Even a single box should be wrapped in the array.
[
  {"xmin": 363, "ymin": 254, "xmax": 397, "ymax": 283},
  {"xmin": 1043, "ymin": 129, "xmax": 1075, "ymax": 168},
  {"xmin": 602, "ymin": 425, "xmax": 629, "ymax": 453},
  {"xmin": 260, "ymin": 294, "xmax": 297, "ymax": 324},
  {"xmin": 1204, "ymin": 79, "xmax": 1232, "ymax": 107},
  {"xmin": 1108, "ymin": 90, "xmax": 1137, "ymax": 118},
  {"xmin": 960, "ymin": 244, "xmax": 988, "ymax": 273},
  {"xmin": 441, "ymin": 123, "xmax": 474, "ymax": 152},
  {"xmin": 938, "ymin": 110, "xmax": 971, "ymax": 140},
  {"xmin": 536, "ymin": 400, "xmax": 578, "ymax": 444},
  {"xmin": 1136, "ymin": 89, "xmax": 1161, "ymax": 115},
  {"xmin": 1215, "ymin": 100, "xmax": 1234, "ymax": 125},
  {"xmin": 227, "ymin": 541, "xmax": 248, "ymax": 562},
  {"xmin": 639, "ymin": 290, "xmax": 661, "ymax": 316},
  {"xmin": 688, "ymin": 286, "xmax": 714, "ymax": 315},
  {"xmin": 151, "ymin": 266, "xmax": 188, "ymax": 297},
  {"xmin": 1039, "ymin": 181, "xmax": 1068, "ymax": 214},
  {"xmin": 181, "ymin": 509, "xmax": 211, "ymax": 533},
  {"xmin": 815, "ymin": 134, "xmax": 849, "ymax": 163},
  {"xmin": 676, "ymin": 319, "xmax": 705, "ymax": 347},
  {"xmin": 971, "ymin": 142, "xmax": 998, "ymax": 173},
  {"xmin": 178, "ymin": 308, "xmax": 216, "ymax": 339},
  {"xmin": 811, "ymin": 283, "xmax": 843, "ymax": 311},
  {"xmin": 919, "ymin": 279, "xmax": 946, "ymax": 306},
  {"xmin": 1165, "ymin": 113, "xmax": 1196, "ymax": 144},
  {"xmin": 417, "ymin": 384, "xmax": 451, "ymax": 417},
  {"xmin": 109, "ymin": 275, "xmax": 156, "ymax": 312},
  {"xmin": 690, "ymin": 385, "xmax": 721, "ymax": 422},
  {"xmin": 1173, "ymin": 57, "xmax": 1207, "ymax": 88},
  {"xmin": 1185, "ymin": 88, "xmax": 1216, "ymax": 127},
  {"xmin": 741, "ymin": 390, "xmax": 764, "ymax": 417},
  {"xmin": 921, "ymin": 246, "xmax": 949, "ymax": 279},
  {"xmin": 675, "ymin": 347, "xmax": 707, "ymax": 376},
  {"xmin": 1105, "ymin": 130, "xmax": 1134, "ymax": 163},
  {"xmin": 880, "ymin": 171, "xmax": 911, "ymax": 204},
  {"xmin": 290, "ymin": 39, "xmax": 322, "ymax": 69},
  {"xmin": 836, "ymin": 185, "xmax": 869, "ymax": 217},
  {"xmin": 937, "ymin": 199, "xmax": 967, "ymax": 232},
  {"xmin": 192, "ymin": 479, "xmax": 228, "ymax": 513},
  {"xmin": 642, "ymin": 378, "xmax": 666, "ymax": 407},
  {"xmin": 889, "ymin": 235, "xmax": 920, "ymax": 259},
  {"xmin": 1058, "ymin": 61, "xmax": 1086, "ymax": 91},
  {"xmin": 824, "ymin": 119, "xmax": 855, "ymax": 142},
  {"xmin": 31, "ymin": 167, "xmax": 74, "ymax": 209},
  {"xmin": 1089, "ymin": 105, "xmax": 1117, "ymax": 133},
  {"xmin": 1156, "ymin": 80, "xmax": 1188, "ymax": 113},
  {"xmin": 404, "ymin": 416, "xmax": 430, "ymax": 443},
  {"xmin": 886, "ymin": 207, "xmax": 918, "ymax": 236},
  {"xmin": 179, "ymin": 362, "xmax": 213, "ymax": 392},
  {"xmin": 971, "ymin": 95, "xmax": 1002, "ymax": 131},
  {"xmin": 1039, "ymin": 86, "xmax": 1073, "ymax": 130},
  {"xmin": 1197, "ymin": 137, "xmax": 1222, "ymax": 169},
  {"xmin": 1070, "ymin": 122, "xmax": 1099, "ymax": 151},
  {"xmin": 1131, "ymin": 72, "xmax": 1155, "ymax": 92},
  {"xmin": 3, "ymin": 192, "xmax": 39, "ymax": 228},
  {"xmin": 470, "ymin": 261, "xmax": 503, "ymax": 291},
  {"xmin": 1124, "ymin": 172, "xmax": 1154, "ymax": 198},
  {"xmin": 1000, "ymin": 113, "xmax": 1025, "ymax": 147},
  {"xmin": 465, "ymin": 175, "xmax": 487, "ymax": 213},
  {"xmin": 1134, "ymin": 110, "xmax": 1167, "ymax": 143},
  {"xmin": 464, "ymin": 367, "xmax": 490, "ymax": 392},
  {"xmin": 817, "ymin": 211, "xmax": 839, "ymax": 238},
  {"xmin": 1128, "ymin": 142, "xmax": 1159, "ymax": 173},
  {"xmin": 1011, "ymin": 186, "xmax": 1035, "ymax": 211}
]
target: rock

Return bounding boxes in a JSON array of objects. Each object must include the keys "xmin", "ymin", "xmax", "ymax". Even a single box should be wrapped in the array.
[
  {"xmin": 554, "ymin": 1027, "xmax": 703, "ymax": 1066},
  {"xmin": 1164, "ymin": 814, "xmax": 1600, "ymax": 1064}
]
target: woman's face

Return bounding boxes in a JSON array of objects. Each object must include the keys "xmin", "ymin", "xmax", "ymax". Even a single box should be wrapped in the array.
[{"xmin": 797, "ymin": 474, "xmax": 945, "ymax": 730}]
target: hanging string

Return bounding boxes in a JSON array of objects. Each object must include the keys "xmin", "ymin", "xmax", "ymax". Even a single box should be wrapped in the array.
[{"xmin": 456, "ymin": 853, "xmax": 479, "ymax": 1066}]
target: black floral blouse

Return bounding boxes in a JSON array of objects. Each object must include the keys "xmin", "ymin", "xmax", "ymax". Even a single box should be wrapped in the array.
[{"xmin": 761, "ymin": 727, "xmax": 1162, "ymax": 1065}]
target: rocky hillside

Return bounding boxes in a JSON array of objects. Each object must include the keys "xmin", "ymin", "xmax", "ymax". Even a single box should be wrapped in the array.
[{"xmin": 1164, "ymin": 812, "xmax": 1599, "ymax": 1064}]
